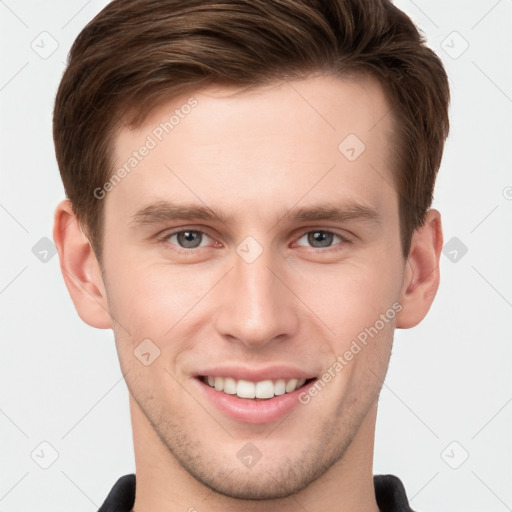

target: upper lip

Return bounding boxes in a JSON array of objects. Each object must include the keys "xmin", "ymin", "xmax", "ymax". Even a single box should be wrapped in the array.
[{"xmin": 195, "ymin": 365, "xmax": 317, "ymax": 382}]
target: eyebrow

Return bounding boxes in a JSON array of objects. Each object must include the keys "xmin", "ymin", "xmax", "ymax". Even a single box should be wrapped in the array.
[
  {"xmin": 129, "ymin": 200, "xmax": 380, "ymax": 227},
  {"xmin": 284, "ymin": 202, "xmax": 380, "ymax": 224},
  {"xmin": 130, "ymin": 201, "xmax": 233, "ymax": 226}
]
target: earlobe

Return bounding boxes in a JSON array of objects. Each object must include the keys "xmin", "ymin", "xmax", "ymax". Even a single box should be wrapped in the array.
[
  {"xmin": 53, "ymin": 199, "xmax": 113, "ymax": 329},
  {"xmin": 396, "ymin": 209, "xmax": 443, "ymax": 329}
]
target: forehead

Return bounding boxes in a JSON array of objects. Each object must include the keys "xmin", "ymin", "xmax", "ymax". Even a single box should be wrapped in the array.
[{"xmin": 109, "ymin": 73, "xmax": 397, "ymax": 223}]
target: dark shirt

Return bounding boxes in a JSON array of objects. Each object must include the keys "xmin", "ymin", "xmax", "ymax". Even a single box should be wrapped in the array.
[{"xmin": 97, "ymin": 473, "xmax": 415, "ymax": 511}]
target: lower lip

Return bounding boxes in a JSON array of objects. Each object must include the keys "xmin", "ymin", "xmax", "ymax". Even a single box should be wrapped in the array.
[{"xmin": 195, "ymin": 378, "xmax": 314, "ymax": 425}]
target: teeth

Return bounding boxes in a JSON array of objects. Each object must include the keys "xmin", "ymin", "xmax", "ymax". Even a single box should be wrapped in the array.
[
  {"xmin": 214, "ymin": 376, "xmax": 224, "ymax": 391},
  {"xmin": 255, "ymin": 380, "xmax": 274, "ymax": 399},
  {"xmin": 285, "ymin": 378, "xmax": 298, "ymax": 393},
  {"xmin": 223, "ymin": 377, "xmax": 237, "ymax": 394},
  {"xmin": 274, "ymin": 379, "xmax": 286, "ymax": 396},
  {"xmin": 206, "ymin": 376, "xmax": 308, "ymax": 399},
  {"xmin": 237, "ymin": 379, "xmax": 255, "ymax": 398}
]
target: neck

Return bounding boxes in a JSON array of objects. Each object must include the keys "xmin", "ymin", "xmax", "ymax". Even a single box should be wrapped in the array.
[{"xmin": 130, "ymin": 395, "xmax": 380, "ymax": 512}]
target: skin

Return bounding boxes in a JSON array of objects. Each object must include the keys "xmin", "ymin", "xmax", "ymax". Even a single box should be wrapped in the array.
[{"xmin": 54, "ymin": 73, "xmax": 443, "ymax": 512}]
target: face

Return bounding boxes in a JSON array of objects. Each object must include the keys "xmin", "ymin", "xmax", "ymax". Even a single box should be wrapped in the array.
[{"xmin": 101, "ymin": 74, "xmax": 406, "ymax": 499}]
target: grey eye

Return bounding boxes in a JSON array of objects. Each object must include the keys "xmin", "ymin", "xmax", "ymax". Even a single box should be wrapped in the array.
[
  {"xmin": 174, "ymin": 230, "xmax": 204, "ymax": 248},
  {"xmin": 307, "ymin": 231, "xmax": 334, "ymax": 248},
  {"xmin": 294, "ymin": 230, "xmax": 346, "ymax": 249}
]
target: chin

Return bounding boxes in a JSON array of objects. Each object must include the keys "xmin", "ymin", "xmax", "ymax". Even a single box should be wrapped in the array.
[
  {"xmin": 185, "ymin": 460, "xmax": 317, "ymax": 500},
  {"xmin": 168, "ymin": 438, "xmax": 346, "ymax": 502}
]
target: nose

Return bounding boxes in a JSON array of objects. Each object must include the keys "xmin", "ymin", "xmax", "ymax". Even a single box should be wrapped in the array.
[{"xmin": 213, "ymin": 246, "xmax": 300, "ymax": 349}]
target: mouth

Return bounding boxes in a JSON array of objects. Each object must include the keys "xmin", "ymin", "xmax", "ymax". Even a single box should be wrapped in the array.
[
  {"xmin": 194, "ymin": 373, "xmax": 318, "ymax": 424},
  {"xmin": 198, "ymin": 375, "xmax": 315, "ymax": 400}
]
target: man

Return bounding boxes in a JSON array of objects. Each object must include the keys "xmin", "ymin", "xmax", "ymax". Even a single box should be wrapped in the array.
[{"xmin": 52, "ymin": 0, "xmax": 449, "ymax": 510}]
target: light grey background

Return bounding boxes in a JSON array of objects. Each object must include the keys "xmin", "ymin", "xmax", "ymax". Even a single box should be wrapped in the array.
[{"xmin": 1, "ymin": 1, "xmax": 511, "ymax": 510}]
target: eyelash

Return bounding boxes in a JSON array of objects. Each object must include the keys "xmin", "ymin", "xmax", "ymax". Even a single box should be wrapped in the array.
[
  {"xmin": 157, "ymin": 228, "xmax": 216, "ymax": 253},
  {"xmin": 156, "ymin": 227, "xmax": 352, "ymax": 253},
  {"xmin": 294, "ymin": 229, "xmax": 351, "ymax": 250}
]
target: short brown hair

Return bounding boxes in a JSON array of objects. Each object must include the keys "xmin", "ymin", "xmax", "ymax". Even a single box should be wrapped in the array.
[{"xmin": 53, "ymin": 0, "xmax": 449, "ymax": 261}]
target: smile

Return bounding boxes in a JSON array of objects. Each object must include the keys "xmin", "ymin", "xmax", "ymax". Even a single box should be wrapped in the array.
[{"xmin": 201, "ymin": 376, "xmax": 308, "ymax": 399}]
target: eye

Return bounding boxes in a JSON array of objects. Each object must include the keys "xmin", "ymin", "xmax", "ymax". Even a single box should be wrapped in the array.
[
  {"xmin": 165, "ymin": 229, "xmax": 213, "ymax": 249},
  {"xmin": 295, "ymin": 230, "xmax": 345, "ymax": 249}
]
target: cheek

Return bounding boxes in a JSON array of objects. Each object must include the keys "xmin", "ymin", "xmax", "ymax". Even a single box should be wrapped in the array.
[
  {"xmin": 104, "ymin": 261, "xmax": 209, "ymax": 396},
  {"xmin": 290, "ymin": 257, "xmax": 402, "ymax": 343},
  {"xmin": 104, "ymin": 258, "xmax": 222, "ymax": 343}
]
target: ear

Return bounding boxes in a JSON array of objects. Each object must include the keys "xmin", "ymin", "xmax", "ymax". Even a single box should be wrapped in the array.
[
  {"xmin": 53, "ymin": 199, "xmax": 113, "ymax": 329},
  {"xmin": 396, "ymin": 209, "xmax": 443, "ymax": 329}
]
